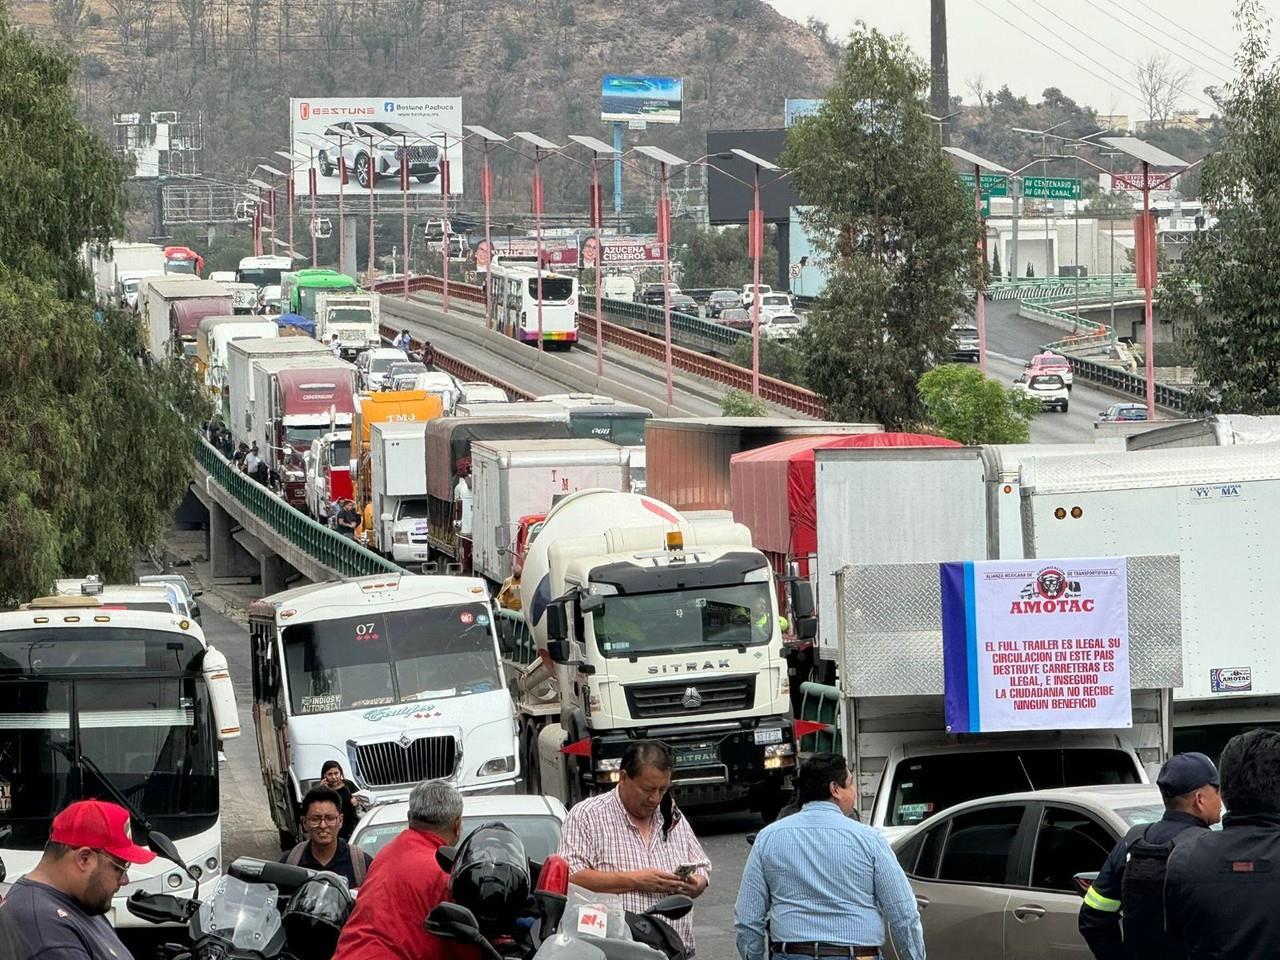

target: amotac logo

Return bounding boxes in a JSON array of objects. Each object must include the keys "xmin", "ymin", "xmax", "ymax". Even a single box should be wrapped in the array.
[{"xmin": 1009, "ymin": 567, "xmax": 1096, "ymax": 614}]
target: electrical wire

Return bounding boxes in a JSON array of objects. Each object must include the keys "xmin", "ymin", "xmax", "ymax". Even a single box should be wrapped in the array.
[
  {"xmin": 1019, "ymin": 0, "xmax": 1222, "ymax": 113},
  {"xmin": 1088, "ymin": 0, "xmax": 1236, "ymax": 79},
  {"xmin": 1130, "ymin": 0, "xmax": 1238, "ymax": 62},
  {"xmin": 1005, "ymin": 2, "xmax": 1154, "ymax": 103}
]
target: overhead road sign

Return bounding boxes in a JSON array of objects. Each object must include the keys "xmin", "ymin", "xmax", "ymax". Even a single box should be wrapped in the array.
[
  {"xmin": 957, "ymin": 172, "xmax": 1008, "ymax": 196},
  {"xmin": 1023, "ymin": 176, "xmax": 1082, "ymax": 200}
]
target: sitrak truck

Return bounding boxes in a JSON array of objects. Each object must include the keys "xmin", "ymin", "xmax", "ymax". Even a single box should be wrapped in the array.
[{"xmin": 514, "ymin": 488, "xmax": 816, "ymax": 820}]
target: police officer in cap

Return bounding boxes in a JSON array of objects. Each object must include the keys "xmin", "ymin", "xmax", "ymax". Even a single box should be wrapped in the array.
[{"xmin": 1079, "ymin": 752, "xmax": 1222, "ymax": 960}]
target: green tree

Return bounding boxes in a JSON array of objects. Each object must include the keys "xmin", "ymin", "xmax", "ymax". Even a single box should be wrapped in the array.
[
  {"xmin": 720, "ymin": 389, "xmax": 767, "ymax": 417},
  {"xmin": 727, "ymin": 336, "xmax": 809, "ymax": 387},
  {"xmin": 1085, "ymin": 191, "xmax": 1134, "ymax": 219},
  {"xmin": 0, "ymin": 11, "xmax": 202, "ymax": 606},
  {"xmin": 991, "ymin": 244, "xmax": 1002, "ymax": 281},
  {"xmin": 781, "ymin": 25, "xmax": 976, "ymax": 427},
  {"xmin": 1164, "ymin": 0, "xmax": 1279, "ymax": 411},
  {"xmin": 917, "ymin": 364, "xmax": 1041, "ymax": 444},
  {"xmin": 673, "ymin": 222, "xmax": 776, "ymax": 289}
]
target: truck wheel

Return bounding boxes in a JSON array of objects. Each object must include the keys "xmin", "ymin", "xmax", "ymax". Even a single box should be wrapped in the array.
[
  {"xmin": 756, "ymin": 787, "xmax": 788, "ymax": 825},
  {"xmin": 1062, "ymin": 401, "xmax": 1070, "ymax": 413}
]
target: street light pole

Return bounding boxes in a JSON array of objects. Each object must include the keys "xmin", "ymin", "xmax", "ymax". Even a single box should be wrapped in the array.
[
  {"xmin": 750, "ymin": 164, "xmax": 763, "ymax": 394},
  {"xmin": 309, "ymin": 151, "xmax": 318, "ymax": 267},
  {"xmin": 659, "ymin": 160, "xmax": 673, "ymax": 406},
  {"xmin": 441, "ymin": 138, "xmax": 451, "ymax": 315},
  {"xmin": 568, "ymin": 135, "xmax": 621, "ymax": 380},
  {"xmin": 366, "ymin": 133, "xmax": 376, "ymax": 278},
  {"xmin": 401, "ymin": 134, "xmax": 410, "ymax": 298}
]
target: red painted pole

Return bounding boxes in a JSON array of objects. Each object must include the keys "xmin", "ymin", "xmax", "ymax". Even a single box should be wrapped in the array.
[
  {"xmin": 367, "ymin": 135, "xmax": 376, "ymax": 278},
  {"xmin": 338, "ymin": 135, "xmax": 347, "ymax": 274},
  {"xmin": 402, "ymin": 135, "xmax": 410, "ymax": 298},
  {"xmin": 534, "ymin": 152, "xmax": 545, "ymax": 353},
  {"xmin": 1142, "ymin": 159, "xmax": 1155, "ymax": 421},
  {"xmin": 309, "ymin": 158, "xmax": 318, "ymax": 268},
  {"xmin": 442, "ymin": 142, "xmax": 451, "ymax": 315},
  {"xmin": 975, "ymin": 163, "xmax": 987, "ymax": 374},
  {"xmin": 659, "ymin": 161, "xmax": 673, "ymax": 408},
  {"xmin": 593, "ymin": 154, "xmax": 604, "ymax": 378},
  {"xmin": 483, "ymin": 144, "xmax": 494, "ymax": 329},
  {"xmin": 751, "ymin": 165, "xmax": 762, "ymax": 396}
]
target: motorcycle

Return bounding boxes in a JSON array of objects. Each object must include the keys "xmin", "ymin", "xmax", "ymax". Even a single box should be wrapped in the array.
[
  {"xmin": 127, "ymin": 857, "xmax": 353, "ymax": 960},
  {"xmin": 426, "ymin": 823, "xmax": 691, "ymax": 960}
]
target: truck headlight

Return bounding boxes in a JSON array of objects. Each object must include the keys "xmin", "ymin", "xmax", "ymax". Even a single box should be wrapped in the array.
[
  {"xmin": 286, "ymin": 470, "xmax": 305, "ymax": 482},
  {"xmin": 393, "ymin": 532, "xmax": 409, "ymax": 544},
  {"xmin": 763, "ymin": 743, "xmax": 795, "ymax": 758},
  {"xmin": 595, "ymin": 758, "xmax": 621, "ymax": 772},
  {"xmin": 478, "ymin": 756, "xmax": 515, "ymax": 777}
]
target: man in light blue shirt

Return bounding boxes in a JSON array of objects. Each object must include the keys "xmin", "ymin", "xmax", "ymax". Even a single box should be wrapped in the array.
[{"xmin": 734, "ymin": 753, "xmax": 926, "ymax": 960}]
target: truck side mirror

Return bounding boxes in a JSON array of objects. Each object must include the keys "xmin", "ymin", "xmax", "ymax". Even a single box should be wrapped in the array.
[
  {"xmin": 579, "ymin": 593, "xmax": 604, "ymax": 615},
  {"xmin": 795, "ymin": 618, "xmax": 818, "ymax": 641},
  {"xmin": 495, "ymin": 524, "xmax": 510, "ymax": 553},
  {"xmin": 789, "ymin": 580, "xmax": 816, "ymax": 620},
  {"xmin": 546, "ymin": 639, "xmax": 573, "ymax": 664},
  {"xmin": 544, "ymin": 605, "xmax": 568, "ymax": 643}
]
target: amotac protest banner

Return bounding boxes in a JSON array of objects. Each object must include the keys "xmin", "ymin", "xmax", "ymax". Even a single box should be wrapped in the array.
[{"xmin": 941, "ymin": 558, "xmax": 1131, "ymax": 733}]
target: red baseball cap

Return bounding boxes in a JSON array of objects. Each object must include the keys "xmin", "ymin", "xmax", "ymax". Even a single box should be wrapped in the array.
[{"xmin": 50, "ymin": 801, "xmax": 157, "ymax": 865}]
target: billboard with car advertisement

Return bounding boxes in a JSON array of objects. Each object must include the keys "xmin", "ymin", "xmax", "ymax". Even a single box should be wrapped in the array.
[
  {"xmin": 600, "ymin": 75, "xmax": 682, "ymax": 124},
  {"xmin": 289, "ymin": 97, "xmax": 463, "ymax": 196}
]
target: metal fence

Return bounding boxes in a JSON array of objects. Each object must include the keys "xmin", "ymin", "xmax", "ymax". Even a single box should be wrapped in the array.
[
  {"xmin": 797, "ymin": 681, "xmax": 842, "ymax": 755},
  {"xmin": 194, "ymin": 438, "xmax": 405, "ymax": 578}
]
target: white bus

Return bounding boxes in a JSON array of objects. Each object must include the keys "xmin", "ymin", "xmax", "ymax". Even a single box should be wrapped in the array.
[
  {"xmin": 237, "ymin": 255, "xmax": 293, "ymax": 292},
  {"xmin": 487, "ymin": 256, "xmax": 578, "ymax": 350},
  {"xmin": 246, "ymin": 574, "xmax": 519, "ymax": 847},
  {"xmin": 0, "ymin": 599, "xmax": 240, "ymax": 926}
]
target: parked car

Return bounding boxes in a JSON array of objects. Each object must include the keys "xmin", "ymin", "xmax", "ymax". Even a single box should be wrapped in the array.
[
  {"xmin": 639, "ymin": 282, "xmax": 681, "ymax": 306},
  {"xmin": 950, "ymin": 324, "xmax": 980, "ymax": 362},
  {"xmin": 138, "ymin": 574, "xmax": 203, "ymax": 624},
  {"xmin": 888, "ymin": 784, "xmax": 1165, "ymax": 960},
  {"xmin": 1016, "ymin": 372, "xmax": 1069, "ymax": 412},
  {"xmin": 758, "ymin": 292, "xmax": 794, "ymax": 320},
  {"xmin": 356, "ymin": 347, "xmax": 408, "ymax": 391},
  {"xmin": 350, "ymin": 794, "xmax": 568, "ymax": 862},
  {"xmin": 705, "ymin": 289, "xmax": 740, "ymax": 318},
  {"xmin": 1029, "ymin": 351, "xmax": 1074, "ymax": 390},
  {"xmin": 762, "ymin": 312, "xmax": 805, "ymax": 341},
  {"xmin": 316, "ymin": 121, "xmax": 442, "ymax": 189},
  {"xmin": 669, "ymin": 293, "xmax": 699, "ymax": 317},
  {"xmin": 717, "ymin": 307, "xmax": 753, "ymax": 330},
  {"xmin": 1098, "ymin": 402, "xmax": 1148, "ymax": 423},
  {"xmin": 740, "ymin": 283, "xmax": 773, "ymax": 307}
]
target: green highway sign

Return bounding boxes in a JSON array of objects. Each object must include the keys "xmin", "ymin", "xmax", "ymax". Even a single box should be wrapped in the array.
[
  {"xmin": 957, "ymin": 172, "xmax": 1008, "ymax": 197},
  {"xmin": 1023, "ymin": 176, "xmax": 1082, "ymax": 200},
  {"xmin": 981, "ymin": 196, "xmax": 991, "ymax": 217}
]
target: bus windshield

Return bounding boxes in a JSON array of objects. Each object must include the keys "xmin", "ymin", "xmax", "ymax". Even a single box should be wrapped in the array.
[
  {"xmin": 568, "ymin": 413, "xmax": 648, "ymax": 446},
  {"xmin": 592, "ymin": 582, "xmax": 772, "ymax": 658},
  {"xmin": 0, "ymin": 676, "xmax": 218, "ymax": 846},
  {"xmin": 282, "ymin": 605, "xmax": 501, "ymax": 716},
  {"xmin": 528, "ymin": 277, "xmax": 574, "ymax": 302}
]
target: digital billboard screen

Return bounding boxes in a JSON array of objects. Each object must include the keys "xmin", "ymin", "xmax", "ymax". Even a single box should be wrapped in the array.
[
  {"xmin": 600, "ymin": 75, "xmax": 683, "ymax": 125},
  {"xmin": 706, "ymin": 129, "xmax": 798, "ymax": 224}
]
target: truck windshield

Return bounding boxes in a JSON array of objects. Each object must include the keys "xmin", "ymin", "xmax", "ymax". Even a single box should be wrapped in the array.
[
  {"xmin": 328, "ymin": 440, "xmax": 352, "ymax": 466},
  {"xmin": 886, "ymin": 748, "xmax": 1140, "ymax": 827},
  {"xmin": 282, "ymin": 605, "xmax": 501, "ymax": 716},
  {"xmin": 568, "ymin": 413, "xmax": 647, "ymax": 446},
  {"xmin": 238, "ymin": 267, "xmax": 284, "ymax": 287},
  {"xmin": 593, "ymin": 583, "xmax": 772, "ymax": 658},
  {"xmin": 0, "ymin": 676, "xmax": 217, "ymax": 846},
  {"xmin": 329, "ymin": 307, "xmax": 373, "ymax": 326},
  {"xmin": 285, "ymin": 424, "xmax": 329, "ymax": 447},
  {"xmin": 166, "ymin": 260, "xmax": 197, "ymax": 275},
  {"xmin": 398, "ymin": 498, "xmax": 431, "ymax": 519}
]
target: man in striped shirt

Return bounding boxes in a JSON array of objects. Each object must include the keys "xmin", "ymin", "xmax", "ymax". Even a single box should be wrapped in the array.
[
  {"xmin": 734, "ymin": 753, "xmax": 926, "ymax": 960},
  {"xmin": 558, "ymin": 740, "xmax": 710, "ymax": 955}
]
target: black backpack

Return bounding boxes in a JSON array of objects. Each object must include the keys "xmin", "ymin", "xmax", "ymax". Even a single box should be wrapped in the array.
[{"xmin": 1120, "ymin": 824, "xmax": 1195, "ymax": 959}]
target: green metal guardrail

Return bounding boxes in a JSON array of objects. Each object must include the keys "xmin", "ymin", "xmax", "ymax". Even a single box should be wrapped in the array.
[
  {"xmin": 797, "ymin": 681, "xmax": 842, "ymax": 755},
  {"xmin": 599, "ymin": 296, "xmax": 749, "ymax": 352},
  {"xmin": 193, "ymin": 437, "xmax": 406, "ymax": 578}
]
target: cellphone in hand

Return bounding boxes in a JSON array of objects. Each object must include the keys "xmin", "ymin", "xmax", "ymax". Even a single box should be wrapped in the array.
[{"xmin": 675, "ymin": 863, "xmax": 697, "ymax": 880}]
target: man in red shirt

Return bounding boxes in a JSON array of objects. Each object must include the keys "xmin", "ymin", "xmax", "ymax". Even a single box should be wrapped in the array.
[{"xmin": 332, "ymin": 780, "xmax": 474, "ymax": 960}]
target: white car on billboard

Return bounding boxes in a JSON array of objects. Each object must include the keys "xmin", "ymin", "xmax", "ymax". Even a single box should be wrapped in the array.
[{"xmin": 316, "ymin": 121, "xmax": 442, "ymax": 189}]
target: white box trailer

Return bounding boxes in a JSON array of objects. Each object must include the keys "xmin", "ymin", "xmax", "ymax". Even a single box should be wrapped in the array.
[
  {"xmin": 1020, "ymin": 444, "xmax": 1280, "ymax": 756},
  {"xmin": 91, "ymin": 242, "xmax": 166, "ymax": 304},
  {"xmin": 813, "ymin": 444, "xmax": 1123, "ymax": 658},
  {"xmin": 1126, "ymin": 415, "xmax": 1280, "ymax": 450},
  {"xmin": 832, "ymin": 556, "xmax": 1182, "ymax": 833},
  {"xmin": 470, "ymin": 438, "xmax": 630, "ymax": 585},
  {"xmin": 226, "ymin": 337, "xmax": 330, "ymax": 448},
  {"xmin": 370, "ymin": 420, "xmax": 430, "ymax": 563}
]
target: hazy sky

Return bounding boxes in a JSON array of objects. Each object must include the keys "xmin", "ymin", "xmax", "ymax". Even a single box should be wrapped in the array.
[{"xmin": 767, "ymin": 1, "xmax": 1275, "ymax": 119}]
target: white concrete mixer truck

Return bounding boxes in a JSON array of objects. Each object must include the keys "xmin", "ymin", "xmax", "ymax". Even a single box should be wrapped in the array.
[{"xmin": 509, "ymin": 488, "xmax": 816, "ymax": 819}]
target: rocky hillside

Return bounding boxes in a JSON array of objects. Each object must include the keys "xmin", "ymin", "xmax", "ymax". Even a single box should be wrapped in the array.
[{"xmin": 15, "ymin": 0, "xmax": 842, "ymax": 208}]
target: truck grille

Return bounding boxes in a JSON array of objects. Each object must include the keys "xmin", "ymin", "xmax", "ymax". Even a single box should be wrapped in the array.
[
  {"xmin": 396, "ymin": 144, "xmax": 439, "ymax": 163},
  {"xmin": 352, "ymin": 734, "xmax": 457, "ymax": 787},
  {"xmin": 625, "ymin": 676, "xmax": 756, "ymax": 719}
]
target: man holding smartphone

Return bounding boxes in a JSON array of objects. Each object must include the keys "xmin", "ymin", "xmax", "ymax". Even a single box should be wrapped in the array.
[{"xmin": 558, "ymin": 740, "xmax": 710, "ymax": 955}]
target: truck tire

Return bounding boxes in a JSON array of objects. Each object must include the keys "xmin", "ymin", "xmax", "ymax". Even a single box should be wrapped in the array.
[{"xmin": 754, "ymin": 785, "xmax": 788, "ymax": 825}]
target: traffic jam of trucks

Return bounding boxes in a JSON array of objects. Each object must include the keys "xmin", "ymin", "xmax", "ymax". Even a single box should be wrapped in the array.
[{"xmin": 69, "ymin": 236, "xmax": 1280, "ymax": 876}]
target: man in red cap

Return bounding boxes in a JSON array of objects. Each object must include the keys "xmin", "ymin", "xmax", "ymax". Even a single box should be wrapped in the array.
[{"xmin": 0, "ymin": 799, "xmax": 156, "ymax": 959}]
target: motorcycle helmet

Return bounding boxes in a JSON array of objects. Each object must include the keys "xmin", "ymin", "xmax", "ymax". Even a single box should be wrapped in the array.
[
  {"xmin": 281, "ymin": 873, "xmax": 355, "ymax": 960},
  {"xmin": 449, "ymin": 823, "xmax": 531, "ymax": 930}
]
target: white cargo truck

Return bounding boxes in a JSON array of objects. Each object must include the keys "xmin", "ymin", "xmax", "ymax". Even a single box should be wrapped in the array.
[
  {"xmin": 1020, "ymin": 444, "xmax": 1280, "ymax": 758},
  {"xmin": 1125, "ymin": 415, "xmax": 1280, "ymax": 450},
  {"xmin": 470, "ymin": 439, "xmax": 630, "ymax": 587},
  {"xmin": 813, "ymin": 443, "xmax": 1122, "ymax": 657},
  {"xmin": 314, "ymin": 290, "xmax": 381, "ymax": 358},
  {"xmin": 225, "ymin": 338, "xmax": 331, "ymax": 449},
  {"xmin": 515, "ymin": 488, "xmax": 817, "ymax": 819},
  {"xmin": 90, "ymin": 241, "xmax": 166, "ymax": 306},
  {"xmin": 830, "ymin": 556, "xmax": 1181, "ymax": 835},
  {"xmin": 370, "ymin": 420, "xmax": 431, "ymax": 564}
]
